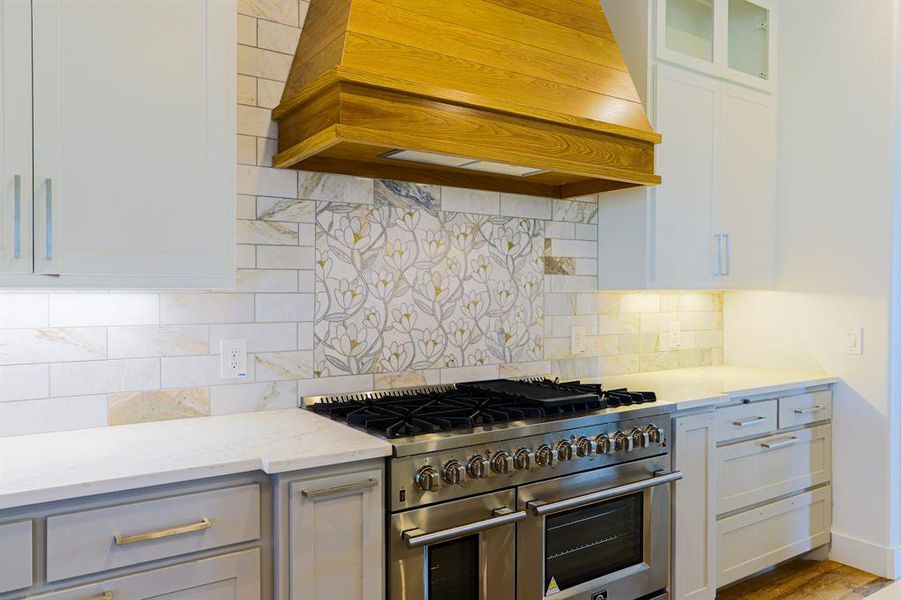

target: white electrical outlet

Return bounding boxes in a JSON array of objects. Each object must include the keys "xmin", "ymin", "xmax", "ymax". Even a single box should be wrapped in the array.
[
  {"xmin": 220, "ymin": 339, "xmax": 247, "ymax": 378},
  {"xmin": 668, "ymin": 321, "xmax": 682, "ymax": 349},
  {"xmin": 844, "ymin": 327, "xmax": 863, "ymax": 355},
  {"xmin": 571, "ymin": 325, "xmax": 587, "ymax": 355}
]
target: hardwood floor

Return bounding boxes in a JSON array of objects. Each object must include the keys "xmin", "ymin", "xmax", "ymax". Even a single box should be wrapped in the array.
[{"xmin": 716, "ymin": 560, "xmax": 892, "ymax": 599}]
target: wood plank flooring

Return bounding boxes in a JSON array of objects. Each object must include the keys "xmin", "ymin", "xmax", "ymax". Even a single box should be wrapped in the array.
[{"xmin": 716, "ymin": 560, "xmax": 892, "ymax": 599}]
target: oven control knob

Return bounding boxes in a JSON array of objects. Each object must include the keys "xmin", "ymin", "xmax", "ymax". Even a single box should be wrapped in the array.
[
  {"xmin": 555, "ymin": 439, "xmax": 576, "ymax": 461},
  {"xmin": 414, "ymin": 466, "xmax": 440, "ymax": 492},
  {"xmin": 535, "ymin": 444, "xmax": 558, "ymax": 467},
  {"xmin": 576, "ymin": 436, "xmax": 597, "ymax": 457},
  {"xmin": 491, "ymin": 451, "xmax": 514, "ymax": 475},
  {"xmin": 614, "ymin": 431, "xmax": 634, "ymax": 453},
  {"xmin": 594, "ymin": 433, "xmax": 613, "ymax": 454},
  {"xmin": 513, "ymin": 448, "xmax": 535, "ymax": 471},
  {"xmin": 631, "ymin": 427, "xmax": 651, "ymax": 449},
  {"xmin": 645, "ymin": 425, "xmax": 665, "ymax": 445},
  {"xmin": 442, "ymin": 460, "xmax": 467, "ymax": 486},
  {"xmin": 467, "ymin": 455, "xmax": 489, "ymax": 479}
]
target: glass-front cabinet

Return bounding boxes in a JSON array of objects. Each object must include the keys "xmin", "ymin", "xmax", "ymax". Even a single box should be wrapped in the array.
[{"xmin": 656, "ymin": 0, "xmax": 774, "ymax": 90}]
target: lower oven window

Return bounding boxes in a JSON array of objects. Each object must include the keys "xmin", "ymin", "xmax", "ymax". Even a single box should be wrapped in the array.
[
  {"xmin": 544, "ymin": 492, "xmax": 644, "ymax": 592},
  {"xmin": 428, "ymin": 534, "xmax": 479, "ymax": 600}
]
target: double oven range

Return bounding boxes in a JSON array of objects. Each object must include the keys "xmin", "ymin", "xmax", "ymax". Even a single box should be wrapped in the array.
[{"xmin": 307, "ymin": 378, "xmax": 681, "ymax": 600}]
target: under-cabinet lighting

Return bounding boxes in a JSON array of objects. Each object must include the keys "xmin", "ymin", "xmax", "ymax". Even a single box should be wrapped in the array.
[{"xmin": 382, "ymin": 150, "xmax": 546, "ymax": 177}]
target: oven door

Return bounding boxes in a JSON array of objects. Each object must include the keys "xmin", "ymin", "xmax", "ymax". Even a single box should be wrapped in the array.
[
  {"xmin": 517, "ymin": 456, "xmax": 681, "ymax": 600},
  {"xmin": 390, "ymin": 489, "xmax": 525, "ymax": 600}
]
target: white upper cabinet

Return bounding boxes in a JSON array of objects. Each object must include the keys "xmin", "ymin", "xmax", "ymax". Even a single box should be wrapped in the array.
[
  {"xmin": 2, "ymin": 0, "xmax": 235, "ymax": 288},
  {"xmin": 0, "ymin": 0, "xmax": 33, "ymax": 274},
  {"xmin": 657, "ymin": 0, "xmax": 775, "ymax": 92}
]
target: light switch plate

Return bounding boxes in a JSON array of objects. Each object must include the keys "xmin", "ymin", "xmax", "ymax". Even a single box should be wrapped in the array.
[
  {"xmin": 844, "ymin": 327, "xmax": 863, "ymax": 355},
  {"xmin": 220, "ymin": 339, "xmax": 248, "ymax": 378},
  {"xmin": 571, "ymin": 325, "xmax": 587, "ymax": 355}
]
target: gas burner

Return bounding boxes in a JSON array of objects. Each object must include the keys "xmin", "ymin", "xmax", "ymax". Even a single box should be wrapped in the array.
[{"xmin": 549, "ymin": 380, "xmax": 658, "ymax": 408}]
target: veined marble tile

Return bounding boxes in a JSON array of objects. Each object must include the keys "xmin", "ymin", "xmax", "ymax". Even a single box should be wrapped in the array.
[
  {"xmin": 574, "ymin": 223, "xmax": 598, "ymax": 241},
  {"xmin": 599, "ymin": 354, "xmax": 640, "ymax": 376},
  {"xmin": 160, "ymin": 293, "xmax": 254, "ymax": 325},
  {"xmin": 0, "ymin": 395, "xmax": 107, "ymax": 437},
  {"xmin": 618, "ymin": 333, "xmax": 659, "ymax": 354},
  {"xmin": 574, "ymin": 259, "xmax": 597, "ymax": 276},
  {"xmin": 257, "ymin": 197, "xmax": 315, "ymax": 222},
  {"xmin": 548, "ymin": 239, "xmax": 596, "ymax": 258},
  {"xmin": 237, "ymin": 104, "xmax": 276, "ymax": 138},
  {"xmin": 236, "ymin": 194, "xmax": 257, "ymax": 220},
  {"xmin": 298, "ymin": 322, "xmax": 314, "ymax": 351},
  {"xmin": 545, "ymin": 293, "xmax": 576, "ymax": 316},
  {"xmin": 256, "ymin": 245, "xmax": 315, "ymax": 270},
  {"xmin": 108, "ymin": 325, "xmax": 209, "ymax": 359},
  {"xmin": 49, "ymin": 293, "xmax": 159, "ymax": 327},
  {"xmin": 0, "ymin": 294, "xmax": 49, "ymax": 329},
  {"xmin": 373, "ymin": 370, "xmax": 440, "ymax": 390},
  {"xmin": 237, "ymin": 14, "xmax": 256, "ymax": 46},
  {"xmin": 237, "ymin": 164, "xmax": 296, "ymax": 198},
  {"xmin": 499, "ymin": 193, "xmax": 552, "ymax": 220},
  {"xmin": 552, "ymin": 198, "xmax": 599, "ymax": 223},
  {"xmin": 236, "ymin": 244, "xmax": 257, "ymax": 269},
  {"xmin": 0, "ymin": 364, "xmax": 49, "ymax": 402},
  {"xmin": 598, "ymin": 314, "xmax": 640, "ymax": 335},
  {"xmin": 441, "ymin": 187, "xmax": 500, "ymax": 215},
  {"xmin": 546, "ymin": 275, "xmax": 597, "ymax": 293},
  {"xmin": 255, "ymin": 293, "xmax": 313, "ymax": 323},
  {"xmin": 256, "ymin": 350, "xmax": 314, "ymax": 381},
  {"xmin": 298, "ymin": 270, "xmax": 315, "ymax": 293},
  {"xmin": 439, "ymin": 364, "xmax": 500, "ymax": 384},
  {"xmin": 544, "ymin": 256, "xmax": 575, "ymax": 275},
  {"xmin": 237, "ymin": 45, "xmax": 292, "ymax": 81},
  {"xmin": 375, "ymin": 180, "xmax": 441, "ymax": 211},
  {"xmin": 499, "ymin": 360, "xmax": 551, "ymax": 378},
  {"xmin": 695, "ymin": 329, "xmax": 724, "ymax": 348},
  {"xmin": 161, "ymin": 354, "xmax": 256, "ymax": 388},
  {"xmin": 236, "ymin": 269, "xmax": 298, "ymax": 293},
  {"xmin": 210, "ymin": 323, "xmax": 296, "ymax": 353},
  {"xmin": 0, "ymin": 327, "xmax": 107, "ymax": 365},
  {"xmin": 51, "ymin": 358, "xmax": 159, "ymax": 397},
  {"xmin": 237, "ymin": 219, "xmax": 299, "ymax": 245},
  {"xmin": 621, "ymin": 293, "xmax": 661, "ymax": 314},
  {"xmin": 298, "ymin": 374, "xmax": 374, "ymax": 398},
  {"xmin": 108, "ymin": 387, "xmax": 210, "ymax": 426},
  {"xmin": 256, "ymin": 79, "xmax": 284, "ymax": 110},
  {"xmin": 257, "ymin": 18, "xmax": 301, "ymax": 54},
  {"xmin": 545, "ymin": 221, "xmax": 575, "ymax": 239},
  {"xmin": 210, "ymin": 380, "xmax": 298, "ymax": 415},
  {"xmin": 298, "ymin": 172, "xmax": 373, "ymax": 204},
  {"xmin": 237, "ymin": 75, "xmax": 257, "ymax": 106},
  {"xmin": 576, "ymin": 293, "xmax": 620, "ymax": 315},
  {"xmin": 257, "ymin": 137, "xmax": 278, "ymax": 167},
  {"xmin": 238, "ymin": 0, "xmax": 299, "ymax": 26},
  {"xmin": 552, "ymin": 356, "xmax": 600, "ymax": 379},
  {"xmin": 547, "ymin": 315, "xmax": 598, "ymax": 337}
]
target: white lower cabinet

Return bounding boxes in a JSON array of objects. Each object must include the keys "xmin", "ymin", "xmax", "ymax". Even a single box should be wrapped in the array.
[
  {"xmin": 672, "ymin": 411, "xmax": 717, "ymax": 600},
  {"xmin": 276, "ymin": 463, "xmax": 384, "ymax": 600},
  {"xmin": 30, "ymin": 549, "xmax": 260, "ymax": 600}
]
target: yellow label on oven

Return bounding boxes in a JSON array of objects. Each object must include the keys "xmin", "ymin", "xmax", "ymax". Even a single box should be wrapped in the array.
[{"xmin": 546, "ymin": 577, "xmax": 560, "ymax": 596}]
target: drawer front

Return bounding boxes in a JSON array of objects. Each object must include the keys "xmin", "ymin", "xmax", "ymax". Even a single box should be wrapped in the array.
[
  {"xmin": 716, "ymin": 399, "xmax": 777, "ymax": 443},
  {"xmin": 0, "ymin": 520, "xmax": 33, "ymax": 593},
  {"xmin": 779, "ymin": 390, "xmax": 832, "ymax": 429},
  {"xmin": 717, "ymin": 486, "xmax": 831, "ymax": 588},
  {"xmin": 46, "ymin": 484, "xmax": 260, "ymax": 582},
  {"xmin": 717, "ymin": 424, "xmax": 831, "ymax": 514},
  {"xmin": 31, "ymin": 548, "xmax": 260, "ymax": 599}
]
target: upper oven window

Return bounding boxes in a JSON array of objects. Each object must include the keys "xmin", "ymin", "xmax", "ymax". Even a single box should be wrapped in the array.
[
  {"xmin": 544, "ymin": 492, "xmax": 644, "ymax": 592},
  {"xmin": 428, "ymin": 534, "xmax": 479, "ymax": 600}
]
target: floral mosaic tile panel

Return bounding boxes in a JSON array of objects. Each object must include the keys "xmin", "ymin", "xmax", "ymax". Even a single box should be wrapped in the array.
[{"xmin": 314, "ymin": 203, "xmax": 544, "ymax": 376}]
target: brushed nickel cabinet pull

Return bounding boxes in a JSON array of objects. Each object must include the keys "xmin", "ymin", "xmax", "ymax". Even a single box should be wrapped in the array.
[
  {"xmin": 301, "ymin": 479, "xmax": 378, "ymax": 499},
  {"xmin": 732, "ymin": 416, "xmax": 767, "ymax": 428},
  {"xmin": 13, "ymin": 174, "xmax": 21, "ymax": 258},
  {"xmin": 760, "ymin": 435, "xmax": 800, "ymax": 450},
  {"xmin": 794, "ymin": 405, "xmax": 825, "ymax": 414},
  {"xmin": 113, "ymin": 517, "xmax": 211, "ymax": 545}
]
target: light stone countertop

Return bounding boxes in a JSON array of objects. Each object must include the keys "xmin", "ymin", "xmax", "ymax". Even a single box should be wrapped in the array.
[
  {"xmin": 0, "ymin": 409, "xmax": 392, "ymax": 510},
  {"xmin": 591, "ymin": 365, "xmax": 837, "ymax": 410}
]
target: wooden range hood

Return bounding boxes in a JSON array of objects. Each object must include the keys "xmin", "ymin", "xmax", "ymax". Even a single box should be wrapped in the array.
[{"xmin": 272, "ymin": 0, "xmax": 661, "ymax": 199}]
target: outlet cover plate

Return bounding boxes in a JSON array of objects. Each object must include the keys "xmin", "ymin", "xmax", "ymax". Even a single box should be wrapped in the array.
[{"xmin": 220, "ymin": 339, "xmax": 248, "ymax": 378}]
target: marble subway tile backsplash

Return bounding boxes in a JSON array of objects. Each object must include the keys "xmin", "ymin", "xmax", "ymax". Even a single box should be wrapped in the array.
[{"xmin": 0, "ymin": 0, "xmax": 723, "ymax": 436}]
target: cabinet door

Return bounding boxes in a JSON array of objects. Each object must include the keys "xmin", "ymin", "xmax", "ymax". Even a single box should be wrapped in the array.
[
  {"xmin": 716, "ymin": 83, "xmax": 774, "ymax": 287},
  {"xmin": 652, "ymin": 65, "xmax": 718, "ymax": 288},
  {"xmin": 0, "ymin": 0, "xmax": 33, "ymax": 274},
  {"xmin": 31, "ymin": 549, "xmax": 260, "ymax": 599},
  {"xmin": 672, "ymin": 411, "xmax": 716, "ymax": 600},
  {"xmin": 31, "ymin": 0, "xmax": 235, "ymax": 285},
  {"xmin": 720, "ymin": 0, "xmax": 775, "ymax": 92},
  {"xmin": 289, "ymin": 469, "xmax": 383, "ymax": 600}
]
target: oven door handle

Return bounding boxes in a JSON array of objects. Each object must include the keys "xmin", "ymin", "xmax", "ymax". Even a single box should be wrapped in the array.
[
  {"xmin": 527, "ymin": 470, "xmax": 684, "ymax": 517},
  {"xmin": 402, "ymin": 507, "xmax": 527, "ymax": 549}
]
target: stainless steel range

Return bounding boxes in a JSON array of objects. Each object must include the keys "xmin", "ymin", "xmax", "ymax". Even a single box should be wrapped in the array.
[{"xmin": 305, "ymin": 378, "xmax": 681, "ymax": 600}]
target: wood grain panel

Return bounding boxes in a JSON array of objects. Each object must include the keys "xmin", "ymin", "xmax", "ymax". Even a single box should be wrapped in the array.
[
  {"xmin": 347, "ymin": 0, "xmax": 640, "ymax": 102},
  {"xmin": 370, "ymin": 0, "xmax": 628, "ymax": 71},
  {"xmin": 341, "ymin": 33, "xmax": 653, "ymax": 132},
  {"xmin": 282, "ymin": 0, "xmax": 350, "ymax": 100},
  {"xmin": 276, "ymin": 84, "xmax": 341, "ymax": 150},
  {"xmin": 483, "ymin": 0, "xmax": 613, "ymax": 38}
]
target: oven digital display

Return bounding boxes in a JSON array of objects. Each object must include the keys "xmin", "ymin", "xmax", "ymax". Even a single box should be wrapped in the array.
[
  {"xmin": 544, "ymin": 492, "xmax": 644, "ymax": 592},
  {"xmin": 428, "ymin": 534, "xmax": 479, "ymax": 600}
]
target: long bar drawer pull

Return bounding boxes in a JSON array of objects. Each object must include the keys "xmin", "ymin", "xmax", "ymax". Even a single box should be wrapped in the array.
[
  {"xmin": 301, "ymin": 479, "xmax": 378, "ymax": 499},
  {"xmin": 760, "ymin": 436, "xmax": 800, "ymax": 450},
  {"xmin": 794, "ymin": 405, "xmax": 826, "ymax": 415},
  {"xmin": 732, "ymin": 416, "xmax": 767, "ymax": 427},
  {"xmin": 85, "ymin": 593, "xmax": 113, "ymax": 600},
  {"xmin": 403, "ymin": 508, "xmax": 527, "ymax": 549},
  {"xmin": 113, "ymin": 517, "xmax": 211, "ymax": 545},
  {"xmin": 528, "ymin": 471, "xmax": 684, "ymax": 516}
]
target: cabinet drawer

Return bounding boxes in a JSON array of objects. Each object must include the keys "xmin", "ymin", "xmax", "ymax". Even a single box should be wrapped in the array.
[
  {"xmin": 717, "ymin": 424, "xmax": 831, "ymax": 514},
  {"xmin": 46, "ymin": 484, "xmax": 260, "ymax": 582},
  {"xmin": 779, "ymin": 391, "xmax": 832, "ymax": 428},
  {"xmin": 31, "ymin": 548, "xmax": 260, "ymax": 599},
  {"xmin": 0, "ymin": 520, "xmax": 33, "ymax": 593},
  {"xmin": 717, "ymin": 486, "xmax": 831, "ymax": 588},
  {"xmin": 716, "ymin": 399, "xmax": 777, "ymax": 442}
]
